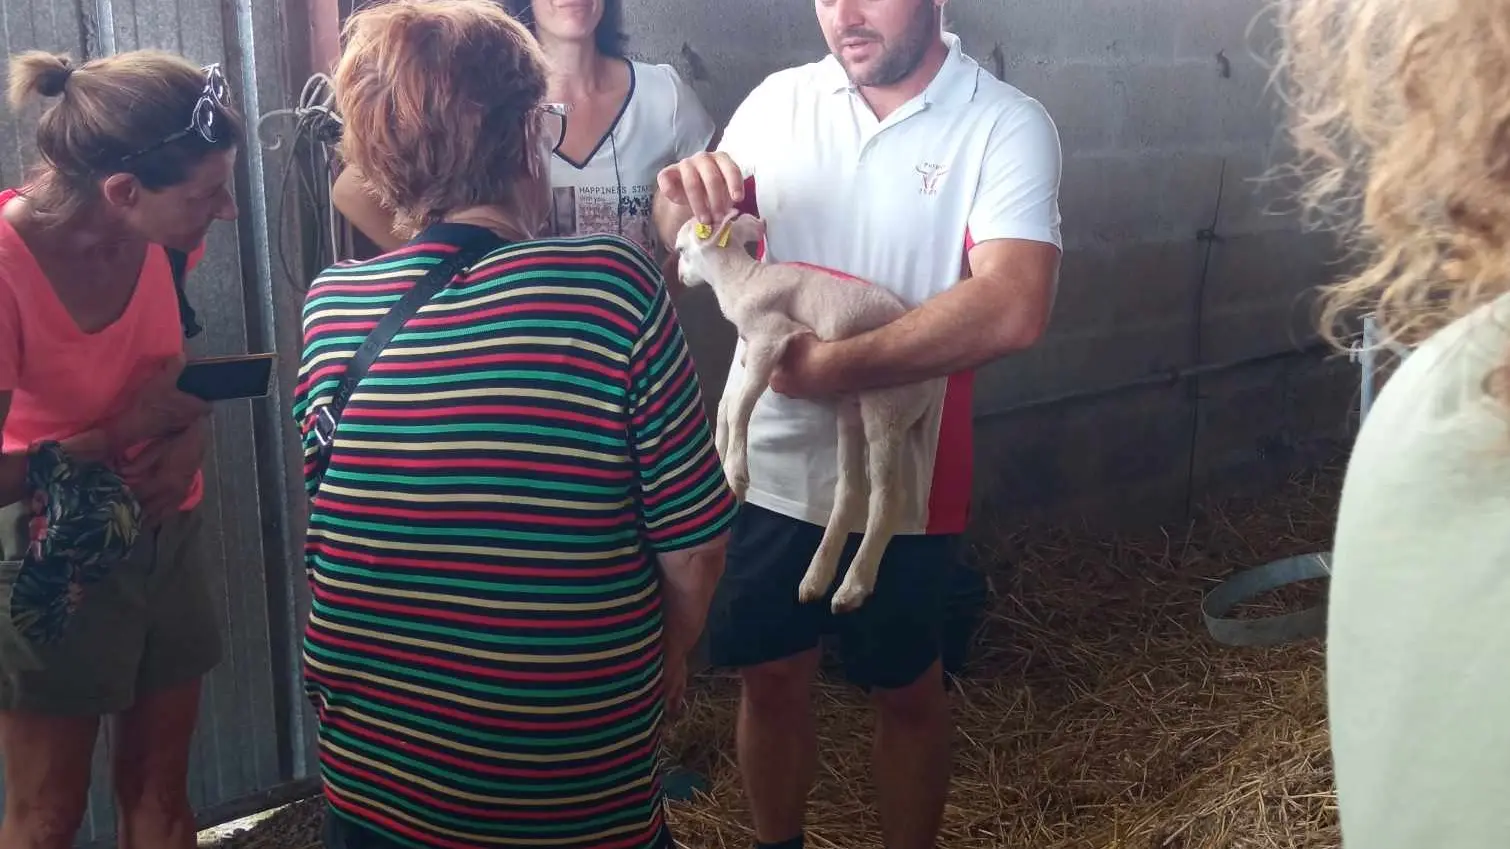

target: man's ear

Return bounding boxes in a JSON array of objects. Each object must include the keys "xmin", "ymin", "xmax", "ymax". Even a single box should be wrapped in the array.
[{"xmin": 99, "ymin": 173, "xmax": 140, "ymax": 210}]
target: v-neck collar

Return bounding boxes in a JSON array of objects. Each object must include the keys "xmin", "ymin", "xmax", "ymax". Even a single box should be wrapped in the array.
[
  {"xmin": 553, "ymin": 58, "xmax": 637, "ymax": 171},
  {"xmin": 0, "ymin": 188, "xmax": 151, "ymax": 339}
]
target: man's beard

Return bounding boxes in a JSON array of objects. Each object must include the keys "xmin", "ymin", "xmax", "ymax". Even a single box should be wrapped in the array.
[{"xmin": 836, "ymin": 1, "xmax": 937, "ymax": 88}]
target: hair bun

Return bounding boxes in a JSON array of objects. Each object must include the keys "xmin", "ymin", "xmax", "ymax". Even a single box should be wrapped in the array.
[
  {"xmin": 34, "ymin": 57, "xmax": 73, "ymax": 97},
  {"xmin": 8, "ymin": 52, "xmax": 75, "ymax": 109}
]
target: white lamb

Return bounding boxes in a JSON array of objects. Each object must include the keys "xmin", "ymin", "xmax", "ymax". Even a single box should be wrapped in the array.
[{"xmin": 673, "ymin": 211, "xmax": 944, "ymax": 613}]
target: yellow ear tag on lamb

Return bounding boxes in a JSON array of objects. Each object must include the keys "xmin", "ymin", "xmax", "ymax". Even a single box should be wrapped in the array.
[
  {"xmin": 693, "ymin": 222, "xmax": 713, "ymax": 240},
  {"xmin": 715, "ymin": 224, "xmax": 733, "ymax": 249}
]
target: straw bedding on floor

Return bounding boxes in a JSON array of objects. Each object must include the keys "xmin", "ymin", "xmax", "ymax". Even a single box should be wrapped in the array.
[{"xmin": 206, "ymin": 468, "xmax": 1341, "ymax": 849}]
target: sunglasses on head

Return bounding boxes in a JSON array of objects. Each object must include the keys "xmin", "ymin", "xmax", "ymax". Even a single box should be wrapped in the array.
[{"xmin": 116, "ymin": 63, "xmax": 230, "ymax": 166}]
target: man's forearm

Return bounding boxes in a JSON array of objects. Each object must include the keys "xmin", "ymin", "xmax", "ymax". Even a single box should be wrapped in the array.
[
  {"xmin": 826, "ymin": 272, "xmax": 1052, "ymax": 393},
  {"xmin": 655, "ymin": 536, "xmax": 728, "ymax": 656}
]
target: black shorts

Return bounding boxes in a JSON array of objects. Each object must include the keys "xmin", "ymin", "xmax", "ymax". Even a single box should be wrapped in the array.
[{"xmin": 705, "ymin": 503, "xmax": 958, "ymax": 691}]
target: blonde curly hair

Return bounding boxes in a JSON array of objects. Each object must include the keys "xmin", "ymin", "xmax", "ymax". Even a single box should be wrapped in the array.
[{"xmin": 1277, "ymin": 0, "xmax": 1510, "ymax": 354}]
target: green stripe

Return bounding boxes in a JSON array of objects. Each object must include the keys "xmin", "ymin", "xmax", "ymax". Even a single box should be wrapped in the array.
[
  {"xmin": 336, "ymin": 421, "xmax": 623, "ymax": 449},
  {"xmin": 321, "ymin": 255, "xmax": 443, "ymax": 276},
  {"xmin": 360, "ymin": 368, "xmax": 625, "ymax": 398},
  {"xmin": 304, "ymin": 333, "xmax": 374, "ymax": 357},
  {"xmin": 313, "ymin": 558, "xmax": 653, "ymax": 596},
  {"xmin": 636, "ymin": 406, "xmax": 710, "ymax": 484},
  {"xmin": 646, "ymin": 465, "xmax": 728, "ymax": 519},
  {"xmin": 304, "ymin": 639, "xmax": 658, "ymax": 700},
  {"xmin": 321, "ymin": 750, "xmax": 658, "ymax": 825},
  {"xmin": 310, "ymin": 515, "xmax": 638, "ymax": 546},
  {"xmin": 323, "ymin": 724, "xmax": 656, "ymax": 795},
  {"xmin": 655, "ymin": 504, "xmax": 737, "ymax": 550},
  {"xmin": 393, "ymin": 318, "xmax": 632, "ymax": 348},
  {"xmin": 322, "ymin": 469, "xmax": 624, "ymax": 497},
  {"xmin": 311, "ymin": 598, "xmax": 661, "ymax": 649},
  {"xmin": 449, "ymin": 267, "xmax": 652, "ymax": 309},
  {"xmin": 304, "ymin": 683, "xmax": 659, "ymax": 750}
]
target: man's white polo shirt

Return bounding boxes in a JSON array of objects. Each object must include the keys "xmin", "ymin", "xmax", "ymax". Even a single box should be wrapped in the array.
[{"xmin": 717, "ymin": 31, "xmax": 1063, "ymax": 536}]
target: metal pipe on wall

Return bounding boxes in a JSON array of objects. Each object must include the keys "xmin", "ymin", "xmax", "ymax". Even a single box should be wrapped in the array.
[{"xmin": 974, "ymin": 341, "xmax": 1338, "ymax": 422}]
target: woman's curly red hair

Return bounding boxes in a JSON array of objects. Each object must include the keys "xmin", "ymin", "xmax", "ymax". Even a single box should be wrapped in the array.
[{"xmin": 333, "ymin": 0, "xmax": 551, "ymax": 237}]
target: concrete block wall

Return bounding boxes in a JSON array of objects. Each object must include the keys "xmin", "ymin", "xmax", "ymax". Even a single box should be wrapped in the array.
[{"xmin": 622, "ymin": 0, "xmax": 1356, "ymax": 529}]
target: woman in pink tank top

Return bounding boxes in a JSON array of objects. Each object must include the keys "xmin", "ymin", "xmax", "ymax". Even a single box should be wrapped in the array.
[{"xmin": 0, "ymin": 48, "xmax": 242, "ymax": 849}]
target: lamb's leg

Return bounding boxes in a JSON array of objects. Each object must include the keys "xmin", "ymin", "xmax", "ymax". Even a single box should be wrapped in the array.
[
  {"xmin": 714, "ymin": 393, "xmax": 730, "ymax": 461},
  {"xmin": 831, "ymin": 400, "xmax": 906, "ymax": 614},
  {"xmin": 799, "ymin": 398, "xmax": 867, "ymax": 604},
  {"xmin": 723, "ymin": 341, "xmax": 783, "ymax": 501}
]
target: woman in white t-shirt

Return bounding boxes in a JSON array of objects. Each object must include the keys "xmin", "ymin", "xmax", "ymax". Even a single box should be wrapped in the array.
[
  {"xmin": 1279, "ymin": 2, "xmax": 1510, "ymax": 848},
  {"xmin": 332, "ymin": 0, "xmax": 716, "ymax": 264}
]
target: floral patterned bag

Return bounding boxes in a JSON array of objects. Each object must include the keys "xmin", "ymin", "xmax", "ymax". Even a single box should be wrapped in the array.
[{"xmin": 5, "ymin": 441, "xmax": 141, "ymax": 649}]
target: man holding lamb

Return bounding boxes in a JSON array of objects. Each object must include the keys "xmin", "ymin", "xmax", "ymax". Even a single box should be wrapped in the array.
[{"xmin": 653, "ymin": 1, "xmax": 1064, "ymax": 847}]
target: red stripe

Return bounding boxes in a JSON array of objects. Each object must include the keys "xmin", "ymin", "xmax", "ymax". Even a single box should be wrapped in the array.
[
  {"xmin": 320, "ymin": 498, "xmax": 632, "ymax": 528},
  {"xmin": 348, "ymin": 404, "xmax": 612, "ymax": 429},
  {"xmin": 466, "ymin": 250, "xmax": 656, "ymax": 291},
  {"xmin": 784, "ymin": 261, "xmax": 870, "ymax": 284},
  {"xmin": 305, "ymin": 540, "xmax": 645, "ymax": 580},
  {"xmin": 403, "ymin": 300, "xmax": 637, "ymax": 334},
  {"xmin": 631, "ymin": 360, "xmax": 697, "ymax": 431},
  {"xmin": 305, "ymin": 670, "xmax": 663, "ymax": 732},
  {"xmin": 330, "ymin": 716, "xmax": 661, "ymax": 781},
  {"xmin": 308, "ymin": 582, "xmax": 661, "ymax": 633},
  {"xmin": 323, "ymin": 793, "xmax": 478, "ymax": 849},
  {"xmin": 324, "ymin": 790, "xmax": 667, "ymax": 849},
  {"xmin": 641, "ymin": 449, "xmax": 727, "ymax": 512},
  {"xmin": 334, "ymin": 454, "xmax": 630, "ymax": 480},
  {"xmin": 736, "ymin": 176, "xmax": 766, "ymax": 262},
  {"xmin": 366, "ymin": 351, "xmax": 624, "ymax": 381},
  {"xmin": 310, "ymin": 280, "xmax": 415, "ymax": 296},
  {"xmin": 923, "ymin": 227, "xmax": 979, "ymax": 535},
  {"xmin": 320, "ymin": 749, "xmax": 658, "ymax": 817},
  {"xmin": 308, "ymin": 628, "xmax": 658, "ymax": 683},
  {"xmin": 646, "ymin": 486, "xmax": 737, "ymax": 543}
]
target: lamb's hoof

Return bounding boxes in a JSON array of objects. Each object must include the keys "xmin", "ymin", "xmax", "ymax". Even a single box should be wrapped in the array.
[
  {"xmin": 797, "ymin": 572, "xmax": 832, "ymax": 604},
  {"xmin": 830, "ymin": 582, "xmax": 872, "ymax": 614},
  {"xmin": 723, "ymin": 465, "xmax": 748, "ymax": 501}
]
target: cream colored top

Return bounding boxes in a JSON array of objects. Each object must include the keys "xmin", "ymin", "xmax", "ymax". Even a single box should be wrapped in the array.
[{"xmin": 1329, "ymin": 292, "xmax": 1510, "ymax": 848}]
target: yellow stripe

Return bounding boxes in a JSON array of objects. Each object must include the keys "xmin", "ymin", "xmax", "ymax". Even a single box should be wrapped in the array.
[
  {"xmin": 310, "ymin": 569, "xmax": 656, "ymax": 613},
  {"xmin": 303, "ymin": 653, "xmax": 657, "ymax": 716},
  {"xmin": 316, "ymin": 482, "xmax": 632, "ymax": 512},
  {"xmin": 306, "ymin": 527, "xmax": 639, "ymax": 561},
  {"xmin": 385, "ymin": 334, "xmax": 624, "ymax": 362},
  {"xmin": 306, "ymin": 608, "xmax": 660, "ymax": 665},
  {"xmin": 317, "ymin": 701, "xmax": 656, "ymax": 764},
  {"xmin": 645, "ymin": 474, "xmax": 730, "ymax": 534},
  {"xmin": 441, "ymin": 283, "xmax": 641, "ymax": 317},
  {"xmin": 347, "ymin": 385, "xmax": 623, "ymax": 415},
  {"xmin": 303, "ymin": 336, "xmax": 625, "ymax": 374},
  {"xmin": 336, "ymin": 439, "xmax": 627, "ymax": 465},
  {"xmin": 322, "ymin": 739, "xmax": 654, "ymax": 814}
]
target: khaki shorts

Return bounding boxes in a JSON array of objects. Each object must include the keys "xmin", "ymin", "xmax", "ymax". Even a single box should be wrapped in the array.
[{"xmin": 0, "ymin": 502, "xmax": 222, "ymax": 716}]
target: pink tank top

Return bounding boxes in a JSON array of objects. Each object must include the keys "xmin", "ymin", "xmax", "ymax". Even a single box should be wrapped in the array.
[{"xmin": 0, "ymin": 188, "xmax": 204, "ymax": 510}]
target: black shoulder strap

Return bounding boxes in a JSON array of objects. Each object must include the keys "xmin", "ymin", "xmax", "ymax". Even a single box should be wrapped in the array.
[
  {"xmin": 165, "ymin": 247, "xmax": 202, "ymax": 339},
  {"xmin": 313, "ymin": 224, "xmax": 507, "ymax": 460}
]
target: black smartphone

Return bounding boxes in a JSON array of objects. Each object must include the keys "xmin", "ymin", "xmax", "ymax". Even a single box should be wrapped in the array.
[{"xmin": 176, "ymin": 353, "xmax": 276, "ymax": 402}]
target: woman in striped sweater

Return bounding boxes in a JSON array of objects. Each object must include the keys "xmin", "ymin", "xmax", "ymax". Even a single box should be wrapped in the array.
[{"xmin": 291, "ymin": 2, "xmax": 736, "ymax": 847}]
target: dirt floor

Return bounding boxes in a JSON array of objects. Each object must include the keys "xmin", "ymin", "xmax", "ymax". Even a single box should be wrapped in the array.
[{"xmin": 202, "ymin": 467, "xmax": 1340, "ymax": 849}]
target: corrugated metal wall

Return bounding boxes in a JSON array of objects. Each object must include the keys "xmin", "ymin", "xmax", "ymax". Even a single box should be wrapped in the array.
[{"xmin": 0, "ymin": 0, "xmax": 319, "ymax": 843}]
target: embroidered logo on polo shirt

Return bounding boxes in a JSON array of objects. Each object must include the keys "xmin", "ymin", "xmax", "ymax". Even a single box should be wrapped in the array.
[{"xmin": 916, "ymin": 162, "xmax": 949, "ymax": 195}]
